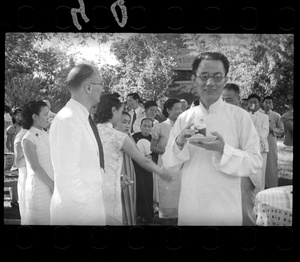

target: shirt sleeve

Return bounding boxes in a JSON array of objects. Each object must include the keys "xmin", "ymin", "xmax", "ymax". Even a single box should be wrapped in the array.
[
  {"xmin": 161, "ymin": 115, "xmax": 190, "ymax": 172},
  {"xmin": 151, "ymin": 124, "xmax": 160, "ymax": 140},
  {"xmin": 211, "ymin": 113, "xmax": 263, "ymax": 178}
]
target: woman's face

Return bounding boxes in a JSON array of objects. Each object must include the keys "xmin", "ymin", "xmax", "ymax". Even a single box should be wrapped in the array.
[
  {"xmin": 115, "ymin": 114, "xmax": 131, "ymax": 134},
  {"xmin": 33, "ymin": 106, "xmax": 49, "ymax": 129},
  {"xmin": 167, "ymin": 102, "xmax": 182, "ymax": 121},
  {"xmin": 112, "ymin": 105, "xmax": 124, "ymax": 126}
]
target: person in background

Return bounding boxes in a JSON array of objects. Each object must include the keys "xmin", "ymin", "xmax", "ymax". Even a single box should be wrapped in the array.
[
  {"xmin": 43, "ymin": 100, "xmax": 56, "ymax": 132},
  {"xmin": 239, "ymin": 98, "xmax": 249, "ymax": 111},
  {"xmin": 191, "ymin": 99, "xmax": 200, "ymax": 107},
  {"xmin": 4, "ymin": 105, "xmax": 12, "ymax": 154},
  {"xmin": 222, "ymin": 85, "xmax": 265, "ymax": 226},
  {"xmin": 248, "ymin": 94, "xmax": 269, "ymax": 193},
  {"xmin": 151, "ymin": 98, "xmax": 182, "ymax": 225},
  {"xmin": 262, "ymin": 96, "xmax": 284, "ymax": 189},
  {"xmin": 13, "ymin": 106, "xmax": 28, "ymax": 224},
  {"xmin": 96, "ymin": 95, "xmax": 172, "ymax": 225},
  {"xmin": 115, "ymin": 111, "xmax": 137, "ymax": 225},
  {"xmin": 6, "ymin": 108, "xmax": 22, "ymax": 153},
  {"xmin": 22, "ymin": 100, "xmax": 54, "ymax": 225},
  {"xmin": 132, "ymin": 100, "xmax": 159, "ymax": 133},
  {"xmin": 126, "ymin": 93, "xmax": 145, "ymax": 134},
  {"xmin": 155, "ymin": 94, "xmax": 167, "ymax": 123},
  {"xmin": 180, "ymin": 99, "xmax": 188, "ymax": 112},
  {"xmin": 49, "ymin": 63, "xmax": 106, "ymax": 225},
  {"xmin": 280, "ymin": 99, "xmax": 293, "ymax": 147},
  {"xmin": 162, "ymin": 52, "xmax": 262, "ymax": 225},
  {"xmin": 132, "ymin": 118, "xmax": 156, "ymax": 224}
]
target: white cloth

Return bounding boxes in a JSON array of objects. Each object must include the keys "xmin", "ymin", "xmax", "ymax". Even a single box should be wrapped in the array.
[
  {"xmin": 14, "ymin": 128, "xmax": 28, "ymax": 225},
  {"xmin": 49, "ymin": 99, "xmax": 106, "ymax": 225},
  {"xmin": 162, "ymin": 97, "xmax": 262, "ymax": 225},
  {"xmin": 97, "ymin": 122, "xmax": 127, "ymax": 225},
  {"xmin": 22, "ymin": 127, "xmax": 54, "ymax": 225},
  {"xmin": 129, "ymin": 107, "xmax": 145, "ymax": 132}
]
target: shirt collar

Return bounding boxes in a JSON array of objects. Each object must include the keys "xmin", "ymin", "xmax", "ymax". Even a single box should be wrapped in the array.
[
  {"xmin": 68, "ymin": 99, "xmax": 90, "ymax": 119},
  {"xmin": 30, "ymin": 126, "xmax": 45, "ymax": 136},
  {"xmin": 166, "ymin": 118, "xmax": 175, "ymax": 126},
  {"xmin": 199, "ymin": 96, "xmax": 225, "ymax": 113}
]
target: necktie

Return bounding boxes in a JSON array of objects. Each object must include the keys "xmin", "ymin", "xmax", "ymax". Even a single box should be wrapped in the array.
[
  {"xmin": 88, "ymin": 115, "xmax": 105, "ymax": 170},
  {"xmin": 131, "ymin": 111, "xmax": 137, "ymax": 133}
]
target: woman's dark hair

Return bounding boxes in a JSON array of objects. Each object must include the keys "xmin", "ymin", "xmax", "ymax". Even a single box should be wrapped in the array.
[
  {"xmin": 162, "ymin": 98, "xmax": 180, "ymax": 118},
  {"xmin": 21, "ymin": 100, "xmax": 48, "ymax": 129},
  {"xmin": 11, "ymin": 108, "xmax": 22, "ymax": 124},
  {"xmin": 122, "ymin": 111, "xmax": 131, "ymax": 118},
  {"xmin": 94, "ymin": 93, "xmax": 123, "ymax": 124},
  {"xmin": 5, "ymin": 105, "xmax": 11, "ymax": 113},
  {"xmin": 192, "ymin": 52, "xmax": 230, "ymax": 77}
]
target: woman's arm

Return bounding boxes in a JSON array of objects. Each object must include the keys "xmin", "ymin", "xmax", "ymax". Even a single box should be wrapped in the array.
[
  {"xmin": 6, "ymin": 133, "xmax": 13, "ymax": 152},
  {"xmin": 23, "ymin": 139, "xmax": 54, "ymax": 192},
  {"xmin": 14, "ymin": 142, "xmax": 26, "ymax": 168},
  {"xmin": 150, "ymin": 137, "xmax": 165, "ymax": 155},
  {"xmin": 122, "ymin": 136, "xmax": 169, "ymax": 179}
]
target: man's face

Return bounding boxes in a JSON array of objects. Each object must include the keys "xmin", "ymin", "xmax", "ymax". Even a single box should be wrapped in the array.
[
  {"xmin": 127, "ymin": 96, "xmax": 138, "ymax": 110},
  {"xmin": 240, "ymin": 100, "xmax": 249, "ymax": 111},
  {"xmin": 248, "ymin": 98, "xmax": 260, "ymax": 112},
  {"xmin": 145, "ymin": 106, "xmax": 157, "ymax": 120},
  {"xmin": 263, "ymin": 99, "xmax": 273, "ymax": 112},
  {"xmin": 194, "ymin": 60, "xmax": 227, "ymax": 107},
  {"xmin": 222, "ymin": 89, "xmax": 239, "ymax": 106},
  {"xmin": 88, "ymin": 71, "xmax": 104, "ymax": 106},
  {"xmin": 140, "ymin": 119, "xmax": 153, "ymax": 136}
]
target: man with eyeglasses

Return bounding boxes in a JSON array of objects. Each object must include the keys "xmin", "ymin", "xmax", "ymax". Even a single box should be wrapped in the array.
[
  {"xmin": 49, "ymin": 64, "xmax": 106, "ymax": 225},
  {"xmin": 162, "ymin": 52, "xmax": 262, "ymax": 226}
]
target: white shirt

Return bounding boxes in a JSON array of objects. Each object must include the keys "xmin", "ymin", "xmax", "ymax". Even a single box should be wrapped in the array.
[{"xmin": 162, "ymin": 97, "xmax": 262, "ymax": 225}]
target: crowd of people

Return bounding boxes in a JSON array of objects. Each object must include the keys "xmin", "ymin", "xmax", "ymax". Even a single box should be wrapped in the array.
[{"xmin": 4, "ymin": 52, "xmax": 293, "ymax": 226}]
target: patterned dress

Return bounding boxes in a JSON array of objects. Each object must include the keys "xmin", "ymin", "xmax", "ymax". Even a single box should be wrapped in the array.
[
  {"xmin": 22, "ymin": 126, "xmax": 54, "ymax": 225},
  {"xmin": 151, "ymin": 119, "xmax": 181, "ymax": 219},
  {"xmin": 97, "ymin": 122, "xmax": 127, "ymax": 225}
]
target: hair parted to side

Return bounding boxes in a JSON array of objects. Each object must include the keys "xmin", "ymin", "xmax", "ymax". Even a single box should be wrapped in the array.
[
  {"xmin": 248, "ymin": 93, "xmax": 261, "ymax": 102},
  {"xmin": 224, "ymin": 83, "xmax": 240, "ymax": 94},
  {"xmin": 21, "ymin": 100, "xmax": 48, "ymax": 130},
  {"xmin": 66, "ymin": 64, "xmax": 96, "ymax": 90},
  {"xmin": 144, "ymin": 101, "xmax": 157, "ymax": 110},
  {"xmin": 192, "ymin": 52, "xmax": 230, "ymax": 77},
  {"xmin": 94, "ymin": 93, "xmax": 123, "ymax": 124},
  {"xmin": 263, "ymin": 95, "xmax": 273, "ymax": 103},
  {"xmin": 127, "ymin": 92, "xmax": 140, "ymax": 101},
  {"xmin": 163, "ymin": 98, "xmax": 180, "ymax": 118}
]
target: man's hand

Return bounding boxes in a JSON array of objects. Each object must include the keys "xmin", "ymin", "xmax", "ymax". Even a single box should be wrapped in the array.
[
  {"xmin": 189, "ymin": 131, "xmax": 225, "ymax": 155},
  {"xmin": 176, "ymin": 120, "xmax": 197, "ymax": 147}
]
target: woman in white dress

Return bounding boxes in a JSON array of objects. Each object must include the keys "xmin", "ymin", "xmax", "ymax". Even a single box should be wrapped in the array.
[
  {"xmin": 22, "ymin": 101, "xmax": 54, "ymax": 225},
  {"xmin": 151, "ymin": 98, "xmax": 182, "ymax": 225},
  {"xmin": 94, "ymin": 94, "xmax": 172, "ymax": 225}
]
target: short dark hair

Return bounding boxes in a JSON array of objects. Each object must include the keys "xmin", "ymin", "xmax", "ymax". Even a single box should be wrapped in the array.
[
  {"xmin": 248, "ymin": 94, "xmax": 261, "ymax": 102},
  {"xmin": 141, "ymin": 117, "xmax": 153, "ymax": 126},
  {"xmin": 163, "ymin": 98, "xmax": 180, "ymax": 118},
  {"xmin": 240, "ymin": 98, "xmax": 248, "ymax": 102},
  {"xmin": 66, "ymin": 64, "xmax": 96, "ymax": 90},
  {"xmin": 127, "ymin": 92, "xmax": 140, "ymax": 101},
  {"xmin": 263, "ymin": 96, "xmax": 273, "ymax": 103},
  {"xmin": 5, "ymin": 105, "xmax": 11, "ymax": 113},
  {"xmin": 144, "ymin": 101, "xmax": 157, "ymax": 111},
  {"xmin": 11, "ymin": 108, "xmax": 22, "ymax": 124},
  {"xmin": 224, "ymin": 83, "xmax": 240, "ymax": 94},
  {"xmin": 192, "ymin": 52, "xmax": 230, "ymax": 77},
  {"xmin": 122, "ymin": 111, "xmax": 131, "ymax": 118},
  {"xmin": 21, "ymin": 101, "xmax": 48, "ymax": 130},
  {"xmin": 94, "ymin": 93, "xmax": 123, "ymax": 124}
]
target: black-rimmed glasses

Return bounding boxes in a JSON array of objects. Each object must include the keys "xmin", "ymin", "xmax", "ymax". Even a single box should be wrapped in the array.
[{"xmin": 196, "ymin": 73, "xmax": 225, "ymax": 82}]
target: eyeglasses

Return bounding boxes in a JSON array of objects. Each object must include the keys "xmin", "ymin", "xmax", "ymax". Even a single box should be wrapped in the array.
[
  {"xmin": 196, "ymin": 73, "xmax": 225, "ymax": 82},
  {"xmin": 90, "ymin": 82, "xmax": 102, "ymax": 86}
]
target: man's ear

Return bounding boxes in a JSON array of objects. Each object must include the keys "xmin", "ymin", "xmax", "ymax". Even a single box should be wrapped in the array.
[
  {"xmin": 83, "ymin": 80, "xmax": 91, "ymax": 94},
  {"xmin": 191, "ymin": 74, "xmax": 195, "ymax": 82}
]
